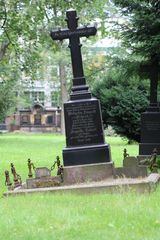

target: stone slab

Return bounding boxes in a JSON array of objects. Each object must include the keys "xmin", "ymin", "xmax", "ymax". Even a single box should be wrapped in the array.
[
  {"xmin": 63, "ymin": 162, "xmax": 114, "ymax": 185},
  {"xmin": 26, "ymin": 176, "xmax": 61, "ymax": 189},
  {"xmin": 114, "ymin": 157, "xmax": 148, "ymax": 178},
  {"xmin": 35, "ymin": 167, "xmax": 51, "ymax": 178},
  {"xmin": 137, "ymin": 155, "xmax": 151, "ymax": 162},
  {"xmin": 3, "ymin": 174, "xmax": 160, "ymax": 197},
  {"xmin": 122, "ymin": 157, "xmax": 148, "ymax": 178},
  {"xmin": 123, "ymin": 156, "xmax": 138, "ymax": 168}
]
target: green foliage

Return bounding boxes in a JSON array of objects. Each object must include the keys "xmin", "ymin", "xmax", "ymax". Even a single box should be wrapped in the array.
[
  {"xmin": 0, "ymin": 0, "xmax": 108, "ymax": 120},
  {"xmin": 0, "ymin": 0, "xmax": 108, "ymax": 73},
  {"xmin": 111, "ymin": 0, "xmax": 160, "ymax": 61},
  {"xmin": 92, "ymin": 0, "xmax": 160, "ymax": 141},
  {"xmin": 0, "ymin": 80, "xmax": 17, "ymax": 122},
  {"xmin": 157, "ymin": 157, "xmax": 160, "ymax": 169},
  {"xmin": 93, "ymin": 62, "xmax": 149, "ymax": 142},
  {"xmin": 1, "ymin": 190, "xmax": 160, "ymax": 240}
]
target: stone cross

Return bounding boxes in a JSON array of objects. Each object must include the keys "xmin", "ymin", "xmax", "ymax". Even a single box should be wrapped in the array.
[
  {"xmin": 50, "ymin": 9, "xmax": 97, "ymax": 90},
  {"xmin": 141, "ymin": 55, "xmax": 160, "ymax": 111}
]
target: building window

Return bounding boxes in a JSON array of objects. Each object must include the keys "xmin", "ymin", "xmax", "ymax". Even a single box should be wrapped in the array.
[
  {"xmin": 32, "ymin": 92, "xmax": 45, "ymax": 105},
  {"xmin": 20, "ymin": 115, "xmax": 30, "ymax": 125},
  {"xmin": 24, "ymin": 91, "xmax": 45, "ymax": 106},
  {"xmin": 51, "ymin": 91, "xmax": 60, "ymax": 107},
  {"xmin": 47, "ymin": 116, "xmax": 53, "ymax": 124},
  {"xmin": 46, "ymin": 114, "xmax": 56, "ymax": 125}
]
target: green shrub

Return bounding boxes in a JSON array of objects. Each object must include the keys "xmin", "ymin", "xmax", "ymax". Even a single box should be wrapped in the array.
[{"xmin": 93, "ymin": 65, "xmax": 149, "ymax": 142}]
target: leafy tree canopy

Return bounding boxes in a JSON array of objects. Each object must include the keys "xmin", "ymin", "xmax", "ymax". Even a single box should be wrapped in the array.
[
  {"xmin": 92, "ymin": 0, "xmax": 160, "ymax": 141},
  {"xmin": 0, "ymin": 0, "xmax": 108, "ymax": 121},
  {"xmin": 111, "ymin": 0, "xmax": 160, "ymax": 61}
]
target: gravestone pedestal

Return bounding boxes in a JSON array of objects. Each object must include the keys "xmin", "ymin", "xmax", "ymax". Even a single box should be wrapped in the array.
[
  {"xmin": 63, "ymin": 98, "xmax": 111, "ymax": 166},
  {"xmin": 139, "ymin": 111, "xmax": 160, "ymax": 155},
  {"xmin": 63, "ymin": 162, "xmax": 114, "ymax": 185}
]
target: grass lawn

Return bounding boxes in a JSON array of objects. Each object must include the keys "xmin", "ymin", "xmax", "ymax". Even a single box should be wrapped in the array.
[{"xmin": 0, "ymin": 133, "xmax": 159, "ymax": 240}]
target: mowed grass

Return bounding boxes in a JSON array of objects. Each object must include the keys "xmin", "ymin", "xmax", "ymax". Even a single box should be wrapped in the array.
[
  {"xmin": 0, "ymin": 133, "xmax": 159, "ymax": 240},
  {"xmin": 0, "ymin": 133, "xmax": 137, "ymax": 195},
  {"xmin": 1, "ymin": 191, "xmax": 160, "ymax": 240},
  {"xmin": 0, "ymin": 133, "xmax": 66, "ymax": 195}
]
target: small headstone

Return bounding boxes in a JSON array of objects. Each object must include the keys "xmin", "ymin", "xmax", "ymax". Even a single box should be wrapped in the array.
[
  {"xmin": 123, "ymin": 156, "xmax": 138, "ymax": 168},
  {"xmin": 35, "ymin": 167, "xmax": 51, "ymax": 178},
  {"xmin": 115, "ymin": 157, "xmax": 148, "ymax": 178}
]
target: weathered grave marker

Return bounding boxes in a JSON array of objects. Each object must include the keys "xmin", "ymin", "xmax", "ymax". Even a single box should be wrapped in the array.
[
  {"xmin": 51, "ymin": 9, "xmax": 111, "ymax": 166},
  {"xmin": 115, "ymin": 156, "xmax": 148, "ymax": 178}
]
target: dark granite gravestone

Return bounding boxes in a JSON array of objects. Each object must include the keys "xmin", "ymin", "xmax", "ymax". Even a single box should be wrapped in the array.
[
  {"xmin": 139, "ymin": 55, "xmax": 160, "ymax": 155},
  {"xmin": 51, "ymin": 9, "xmax": 111, "ymax": 166}
]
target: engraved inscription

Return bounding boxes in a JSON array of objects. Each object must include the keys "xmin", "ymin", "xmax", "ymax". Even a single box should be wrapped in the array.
[
  {"xmin": 51, "ymin": 27, "xmax": 96, "ymax": 40},
  {"xmin": 144, "ymin": 121, "xmax": 160, "ymax": 131},
  {"xmin": 141, "ymin": 114, "xmax": 160, "ymax": 143},
  {"xmin": 65, "ymin": 101, "xmax": 104, "ymax": 146}
]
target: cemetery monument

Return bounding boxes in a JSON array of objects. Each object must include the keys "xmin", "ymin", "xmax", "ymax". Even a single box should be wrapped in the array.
[
  {"xmin": 51, "ymin": 9, "xmax": 111, "ymax": 166},
  {"xmin": 3, "ymin": 10, "xmax": 160, "ymax": 197}
]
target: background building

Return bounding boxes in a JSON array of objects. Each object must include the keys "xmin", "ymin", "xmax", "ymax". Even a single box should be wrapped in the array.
[{"xmin": 5, "ymin": 78, "xmax": 61, "ymax": 133}]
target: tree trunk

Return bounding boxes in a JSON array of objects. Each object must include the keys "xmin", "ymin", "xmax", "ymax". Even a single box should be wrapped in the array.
[
  {"xmin": 59, "ymin": 59, "xmax": 68, "ymax": 135},
  {"xmin": 0, "ymin": 41, "xmax": 10, "ymax": 60}
]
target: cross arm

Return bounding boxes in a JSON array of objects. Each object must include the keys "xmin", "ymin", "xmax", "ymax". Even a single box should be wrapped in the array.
[
  {"xmin": 50, "ymin": 25, "xmax": 97, "ymax": 41},
  {"xmin": 50, "ymin": 28, "xmax": 70, "ymax": 41},
  {"xmin": 77, "ymin": 26, "xmax": 97, "ymax": 38}
]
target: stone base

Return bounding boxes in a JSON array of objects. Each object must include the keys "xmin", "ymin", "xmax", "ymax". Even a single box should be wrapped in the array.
[
  {"xmin": 26, "ymin": 176, "xmax": 61, "ymax": 189},
  {"xmin": 63, "ymin": 162, "xmax": 114, "ymax": 185},
  {"xmin": 139, "ymin": 111, "xmax": 160, "ymax": 155},
  {"xmin": 63, "ymin": 144, "xmax": 111, "ymax": 166},
  {"xmin": 139, "ymin": 143, "xmax": 160, "ymax": 155},
  {"xmin": 3, "ymin": 174, "xmax": 160, "ymax": 196},
  {"xmin": 137, "ymin": 155, "xmax": 151, "ymax": 161}
]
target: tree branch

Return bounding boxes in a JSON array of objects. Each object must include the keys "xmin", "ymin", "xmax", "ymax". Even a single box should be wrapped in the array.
[{"xmin": 1, "ymin": 0, "xmax": 7, "ymax": 29}]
